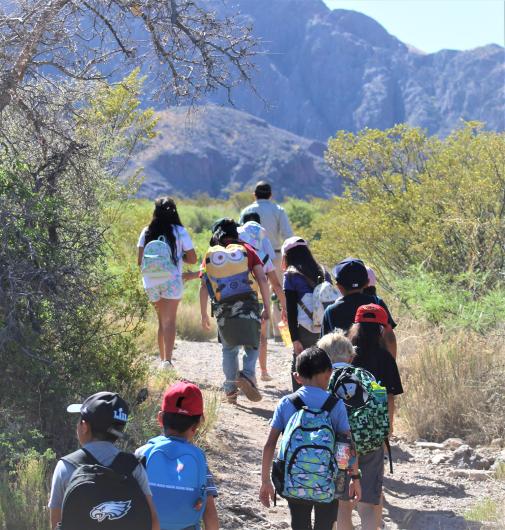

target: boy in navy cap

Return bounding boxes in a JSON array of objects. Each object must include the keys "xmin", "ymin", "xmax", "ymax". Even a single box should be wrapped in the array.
[
  {"xmin": 48, "ymin": 391, "xmax": 160, "ymax": 529},
  {"xmin": 322, "ymin": 258, "xmax": 397, "ymax": 357}
]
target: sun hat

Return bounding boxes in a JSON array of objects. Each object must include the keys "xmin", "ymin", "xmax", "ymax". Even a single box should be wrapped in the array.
[
  {"xmin": 281, "ymin": 236, "xmax": 308, "ymax": 256},
  {"xmin": 162, "ymin": 381, "xmax": 204, "ymax": 417},
  {"xmin": 332, "ymin": 257, "xmax": 368, "ymax": 289},
  {"xmin": 366, "ymin": 266, "xmax": 377, "ymax": 287}
]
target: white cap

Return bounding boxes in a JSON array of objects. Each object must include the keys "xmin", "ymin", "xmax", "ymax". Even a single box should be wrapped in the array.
[{"xmin": 281, "ymin": 236, "xmax": 308, "ymax": 256}]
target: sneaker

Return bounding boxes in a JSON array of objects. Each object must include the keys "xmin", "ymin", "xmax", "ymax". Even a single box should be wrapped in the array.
[
  {"xmin": 225, "ymin": 389, "xmax": 238, "ymax": 405},
  {"xmin": 236, "ymin": 371, "xmax": 262, "ymax": 402},
  {"xmin": 260, "ymin": 372, "xmax": 273, "ymax": 382},
  {"xmin": 160, "ymin": 360, "xmax": 174, "ymax": 370}
]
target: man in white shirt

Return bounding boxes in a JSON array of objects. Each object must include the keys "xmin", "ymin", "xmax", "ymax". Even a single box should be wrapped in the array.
[{"xmin": 240, "ymin": 181, "xmax": 293, "ymax": 340}]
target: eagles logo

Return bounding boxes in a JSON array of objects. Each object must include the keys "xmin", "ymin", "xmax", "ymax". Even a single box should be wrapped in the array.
[{"xmin": 90, "ymin": 500, "xmax": 132, "ymax": 522}]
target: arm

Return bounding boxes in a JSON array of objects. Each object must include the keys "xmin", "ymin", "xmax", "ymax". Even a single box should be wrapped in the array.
[
  {"xmin": 381, "ymin": 328, "xmax": 397, "ymax": 359},
  {"xmin": 137, "ymin": 246, "xmax": 144, "ymax": 267},
  {"xmin": 253, "ymin": 264, "xmax": 271, "ymax": 320},
  {"xmin": 267, "ymin": 271, "xmax": 287, "ymax": 314},
  {"xmin": 203, "ymin": 495, "xmax": 219, "ymax": 530},
  {"xmin": 259, "ymin": 427, "xmax": 281, "ymax": 507},
  {"xmin": 388, "ymin": 394, "xmax": 395, "ymax": 435},
  {"xmin": 146, "ymin": 495, "xmax": 160, "ymax": 530},
  {"xmin": 50, "ymin": 508, "xmax": 61, "ymax": 530},
  {"xmin": 182, "ymin": 248, "xmax": 197, "ymax": 264},
  {"xmin": 285, "ymin": 289, "xmax": 303, "ymax": 354},
  {"xmin": 200, "ymin": 281, "xmax": 211, "ymax": 330}
]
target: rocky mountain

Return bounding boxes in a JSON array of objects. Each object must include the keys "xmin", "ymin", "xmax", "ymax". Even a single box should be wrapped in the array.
[
  {"xmin": 206, "ymin": 0, "xmax": 504, "ymax": 139},
  {"xmin": 135, "ymin": 105, "xmax": 339, "ymax": 199}
]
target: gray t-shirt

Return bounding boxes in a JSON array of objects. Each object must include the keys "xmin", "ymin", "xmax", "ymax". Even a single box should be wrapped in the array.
[{"xmin": 48, "ymin": 441, "xmax": 152, "ymax": 509}]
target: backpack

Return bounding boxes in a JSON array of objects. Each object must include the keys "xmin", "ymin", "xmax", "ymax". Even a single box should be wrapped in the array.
[
  {"xmin": 141, "ymin": 235, "xmax": 179, "ymax": 280},
  {"xmin": 328, "ymin": 366, "xmax": 390, "ymax": 456},
  {"xmin": 291, "ymin": 268, "xmax": 340, "ymax": 333},
  {"xmin": 60, "ymin": 449, "xmax": 151, "ymax": 530},
  {"xmin": 272, "ymin": 394, "xmax": 338, "ymax": 503},
  {"xmin": 237, "ymin": 221, "xmax": 270, "ymax": 264},
  {"xmin": 143, "ymin": 435, "xmax": 208, "ymax": 530},
  {"xmin": 203, "ymin": 244, "xmax": 255, "ymax": 302}
]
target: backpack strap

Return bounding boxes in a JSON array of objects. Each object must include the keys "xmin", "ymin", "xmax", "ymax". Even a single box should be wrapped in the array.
[
  {"xmin": 61, "ymin": 448, "xmax": 100, "ymax": 468},
  {"xmin": 321, "ymin": 394, "xmax": 338, "ymax": 413},
  {"xmin": 287, "ymin": 392, "xmax": 305, "ymax": 411},
  {"xmin": 110, "ymin": 452, "xmax": 141, "ymax": 476},
  {"xmin": 385, "ymin": 438, "xmax": 393, "ymax": 474}
]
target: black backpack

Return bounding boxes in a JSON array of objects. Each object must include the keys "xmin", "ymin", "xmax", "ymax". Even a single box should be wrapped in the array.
[{"xmin": 60, "ymin": 448, "xmax": 151, "ymax": 530}]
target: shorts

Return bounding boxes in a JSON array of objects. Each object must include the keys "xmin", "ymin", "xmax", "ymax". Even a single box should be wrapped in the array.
[
  {"xmin": 145, "ymin": 279, "xmax": 182, "ymax": 302},
  {"xmin": 342, "ymin": 446, "xmax": 384, "ymax": 505}
]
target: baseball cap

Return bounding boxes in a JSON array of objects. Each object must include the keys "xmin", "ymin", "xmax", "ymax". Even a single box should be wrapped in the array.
[
  {"xmin": 281, "ymin": 236, "xmax": 308, "ymax": 256},
  {"xmin": 67, "ymin": 391, "xmax": 129, "ymax": 437},
  {"xmin": 162, "ymin": 381, "xmax": 203, "ymax": 417},
  {"xmin": 355, "ymin": 303, "xmax": 389, "ymax": 327},
  {"xmin": 332, "ymin": 257, "xmax": 368, "ymax": 289},
  {"xmin": 366, "ymin": 266, "xmax": 377, "ymax": 287}
]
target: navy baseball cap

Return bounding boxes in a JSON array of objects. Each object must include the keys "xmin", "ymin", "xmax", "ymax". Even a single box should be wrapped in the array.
[
  {"xmin": 67, "ymin": 391, "xmax": 129, "ymax": 437},
  {"xmin": 333, "ymin": 258, "xmax": 368, "ymax": 289}
]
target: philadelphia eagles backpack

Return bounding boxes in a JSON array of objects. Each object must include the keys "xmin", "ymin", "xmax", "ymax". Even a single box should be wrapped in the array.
[
  {"xmin": 60, "ymin": 449, "xmax": 151, "ymax": 530},
  {"xmin": 328, "ymin": 366, "xmax": 391, "ymax": 465},
  {"xmin": 272, "ymin": 393, "xmax": 338, "ymax": 503},
  {"xmin": 141, "ymin": 235, "xmax": 178, "ymax": 280},
  {"xmin": 143, "ymin": 435, "xmax": 208, "ymax": 530}
]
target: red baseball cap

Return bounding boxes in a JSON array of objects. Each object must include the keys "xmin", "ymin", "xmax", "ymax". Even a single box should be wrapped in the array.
[
  {"xmin": 354, "ymin": 304, "xmax": 389, "ymax": 327},
  {"xmin": 162, "ymin": 381, "xmax": 204, "ymax": 416}
]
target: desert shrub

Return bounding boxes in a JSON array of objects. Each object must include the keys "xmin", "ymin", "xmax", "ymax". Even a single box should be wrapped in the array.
[
  {"xmin": 398, "ymin": 325, "xmax": 505, "ymax": 443},
  {"xmin": 283, "ymin": 197, "xmax": 315, "ymax": 231},
  {"xmin": 0, "ymin": 450, "xmax": 54, "ymax": 530},
  {"xmin": 177, "ymin": 304, "xmax": 217, "ymax": 342}
]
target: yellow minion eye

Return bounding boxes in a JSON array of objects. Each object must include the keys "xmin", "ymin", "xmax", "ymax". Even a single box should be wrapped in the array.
[
  {"xmin": 211, "ymin": 252, "xmax": 227, "ymax": 266},
  {"xmin": 228, "ymin": 250, "xmax": 244, "ymax": 262}
]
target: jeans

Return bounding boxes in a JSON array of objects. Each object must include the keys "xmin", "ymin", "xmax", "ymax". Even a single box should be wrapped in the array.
[
  {"xmin": 221, "ymin": 337, "xmax": 259, "ymax": 393},
  {"xmin": 287, "ymin": 499, "xmax": 338, "ymax": 530}
]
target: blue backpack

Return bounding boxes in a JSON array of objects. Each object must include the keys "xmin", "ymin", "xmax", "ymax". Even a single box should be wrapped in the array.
[
  {"xmin": 273, "ymin": 394, "xmax": 338, "ymax": 503},
  {"xmin": 143, "ymin": 436, "xmax": 207, "ymax": 530}
]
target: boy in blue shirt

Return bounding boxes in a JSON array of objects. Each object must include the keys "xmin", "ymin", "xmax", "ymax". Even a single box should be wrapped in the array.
[{"xmin": 260, "ymin": 347, "xmax": 361, "ymax": 530}]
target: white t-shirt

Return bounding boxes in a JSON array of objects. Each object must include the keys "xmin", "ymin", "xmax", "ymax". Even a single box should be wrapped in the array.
[{"xmin": 137, "ymin": 225, "xmax": 194, "ymax": 288}]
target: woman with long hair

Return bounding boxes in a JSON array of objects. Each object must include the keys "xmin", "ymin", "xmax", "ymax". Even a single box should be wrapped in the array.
[
  {"xmin": 137, "ymin": 197, "xmax": 197, "ymax": 368},
  {"xmin": 281, "ymin": 236, "xmax": 330, "ymax": 390}
]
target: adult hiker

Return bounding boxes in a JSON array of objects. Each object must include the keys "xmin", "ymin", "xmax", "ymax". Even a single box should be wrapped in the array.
[
  {"xmin": 200, "ymin": 218, "xmax": 270, "ymax": 404},
  {"xmin": 137, "ymin": 197, "xmax": 197, "ymax": 368},
  {"xmin": 240, "ymin": 181, "xmax": 293, "ymax": 341}
]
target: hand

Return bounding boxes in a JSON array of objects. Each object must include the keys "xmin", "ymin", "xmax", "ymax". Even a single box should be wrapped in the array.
[
  {"xmin": 349, "ymin": 478, "xmax": 362, "ymax": 504},
  {"xmin": 182, "ymin": 271, "xmax": 198, "ymax": 282},
  {"xmin": 293, "ymin": 340, "xmax": 304, "ymax": 356},
  {"xmin": 261, "ymin": 308, "xmax": 271, "ymax": 321},
  {"xmin": 259, "ymin": 480, "xmax": 275, "ymax": 508},
  {"xmin": 201, "ymin": 314, "xmax": 211, "ymax": 330},
  {"xmin": 281, "ymin": 308, "xmax": 288, "ymax": 323}
]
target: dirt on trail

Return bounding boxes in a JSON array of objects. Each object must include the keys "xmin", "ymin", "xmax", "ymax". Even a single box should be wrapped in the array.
[{"xmin": 170, "ymin": 339, "xmax": 505, "ymax": 530}]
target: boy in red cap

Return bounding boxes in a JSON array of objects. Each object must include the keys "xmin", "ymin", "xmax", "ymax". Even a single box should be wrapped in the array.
[{"xmin": 136, "ymin": 381, "xmax": 219, "ymax": 530}]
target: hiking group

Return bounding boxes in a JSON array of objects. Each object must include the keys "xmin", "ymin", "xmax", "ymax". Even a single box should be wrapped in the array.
[{"xmin": 49, "ymin": 181, "xmax": 403, "ymax": 530}]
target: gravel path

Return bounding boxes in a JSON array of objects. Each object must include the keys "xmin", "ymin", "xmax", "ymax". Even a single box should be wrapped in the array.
[{"xmin": 170, "ymin": 339, "xmax": 505, "ymax": 530}]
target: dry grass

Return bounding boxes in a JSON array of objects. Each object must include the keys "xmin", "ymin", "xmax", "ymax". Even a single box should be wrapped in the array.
[{"xmin": 397, "ymin": 320, "xmax": 505, "ymax": 444}]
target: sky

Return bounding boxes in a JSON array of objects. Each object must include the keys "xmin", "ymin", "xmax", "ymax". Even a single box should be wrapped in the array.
[{"xmin": 324, "ymin": 0, "xmax": 505, "ymax": 54}]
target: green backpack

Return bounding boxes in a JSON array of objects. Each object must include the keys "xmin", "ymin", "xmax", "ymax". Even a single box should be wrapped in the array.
[{"xmin": 328, "ymin": 366, "xmax": 390, "ymax": 456}]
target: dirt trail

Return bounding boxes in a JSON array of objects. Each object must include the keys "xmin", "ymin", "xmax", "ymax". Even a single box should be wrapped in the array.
[{"xmin": 171, "ymin": 339, "xmax": 505, "ymax": 530}]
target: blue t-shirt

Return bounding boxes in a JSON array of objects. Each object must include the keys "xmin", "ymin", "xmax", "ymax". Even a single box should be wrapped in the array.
[{"xmin": 271, "ymin": 385, "xmax": 350, "ymax": 433}]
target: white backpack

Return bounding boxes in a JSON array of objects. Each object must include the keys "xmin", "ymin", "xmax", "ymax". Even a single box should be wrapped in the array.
[
  {"xmin": 294, "ymin": 268, "xmax": 340, "ymax": 333},
  {"xmin": 141, "ymin": 236, "xmax": 178, "ymax": 280}
]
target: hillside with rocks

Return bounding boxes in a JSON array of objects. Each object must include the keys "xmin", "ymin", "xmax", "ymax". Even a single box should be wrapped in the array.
[
  {"xmin": 206, "ymin": 0, "xmax": 504, "ymax": 139},
  {"xmin": 135, "ymin": 105, "xmax": 340, "ymax": 199}
]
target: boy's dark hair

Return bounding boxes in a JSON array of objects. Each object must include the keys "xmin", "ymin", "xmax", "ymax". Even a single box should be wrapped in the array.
[
  {"xmin": 254, "ymin": 181, "xmax": 272, "ymax": 199},
  {"xmin": 242, "ymin": 212, "xmax": 261, "ymax": 224},
  {"xmin": 347, "ymin": 322, "xmax": 382, "ymax": 356},
  {"xmin": 362, "ymin": 285, "xmax": 377, "ymax": 296},
  {"xmin": 84, "ymin": 419, "xmax": 124, "ymax": 443},
  {"xmin": 295, "ymin": 346, "xmax": 332, "ymax": 379},
  {"xmin": 161, "ymin": 412, "xmax": 201, "ymax": 434}
]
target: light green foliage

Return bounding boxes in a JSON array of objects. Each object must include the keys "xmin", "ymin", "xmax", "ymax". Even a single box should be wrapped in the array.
[
  {"xmin": 318, "ymin": 123, "xmax": 505, "ymax": 289},
  {"xmin": 0, "ymin": 450, "xmax": 54, "ymax": 530},
  {"xmin": 464, "ymin": 498, "xmax": 502, "ymax": 525}
]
